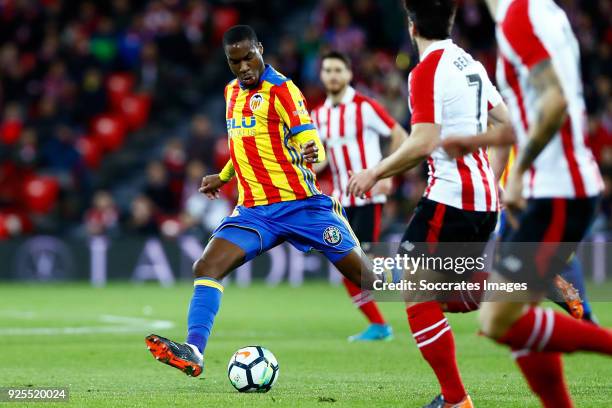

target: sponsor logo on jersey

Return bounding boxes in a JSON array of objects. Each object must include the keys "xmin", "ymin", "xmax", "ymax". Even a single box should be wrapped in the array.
[
  {"xmin": 323, "ymin": 226, "xmax": 342, "ymax": 246},
  {"xmin": 226, "ymin": 117, "xmax": 256, "ymax": 130}
]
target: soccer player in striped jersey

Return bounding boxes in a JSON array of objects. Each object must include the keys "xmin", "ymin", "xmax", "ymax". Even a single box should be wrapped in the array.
[
  {"xmin": 349, "ymin": 1, "xmax": 511, "ymax": 406},
  {"xmin": 312, "ymin": 51, "xmax": 409, "ymax": 342},
  {"xmin": 444, "ymin": 0, "xmax": 612, "ymax": 406},
  {"xmin": 145, "ymin": 25, "xmax": 379, "ymax": 378}
]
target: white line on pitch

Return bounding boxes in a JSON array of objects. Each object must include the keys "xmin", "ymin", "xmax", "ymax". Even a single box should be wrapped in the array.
[{"xmin": 0, "ymin": 314, "xmax": 174, "ymax": 336}]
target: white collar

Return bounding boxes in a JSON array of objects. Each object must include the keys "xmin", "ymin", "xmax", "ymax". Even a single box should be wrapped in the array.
[
  {"xmin": 324, "ymin": 86, "xmax": 356, "ymax": 108},
  {"xmin": 420, "ymin": 39, "xmax": 453, "ymax": 60}
]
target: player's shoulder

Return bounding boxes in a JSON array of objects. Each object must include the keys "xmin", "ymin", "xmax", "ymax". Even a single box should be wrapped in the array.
[
  {"xmin": 353, "ymin": 91, "xmax": 385, "ymax": 112},
  {"xmin": 501, "ymin": 0, "xmax": 559, "ymax": 28},
  {"xmin": 411, "ymin": 48, "xmax": 447, "ymax": 81},
  {"xmin": 261, "ymin": 65, "xmax": 290, "ymax": 87},
  {"xmin": 224, "ymin": 79, "xmax": 239, "ymax": 94}
]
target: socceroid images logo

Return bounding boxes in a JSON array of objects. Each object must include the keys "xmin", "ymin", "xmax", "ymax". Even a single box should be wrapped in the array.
[{"xmin": 323, "ymin": 226, "xmax": 342, "ymax": 246}]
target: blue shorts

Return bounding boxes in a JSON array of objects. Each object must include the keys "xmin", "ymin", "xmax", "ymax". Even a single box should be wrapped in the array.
[{"xmin": 211, "ymin": 195, "xmax": 359, "ymax": 263}]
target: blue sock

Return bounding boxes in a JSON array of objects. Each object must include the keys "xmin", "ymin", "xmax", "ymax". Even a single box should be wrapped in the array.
[{"xmin": 186, "ymin": 278, "xmax": 224, "ymax": 353}]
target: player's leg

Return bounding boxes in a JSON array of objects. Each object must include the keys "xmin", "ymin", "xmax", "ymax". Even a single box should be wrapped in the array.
[
  {"xmin": 404, "ymin": 275, "xmax": 472, "ymax": 408},
  {"xmin": 501, "ymin": 209, "xmax": 590, "ymax": 321},
  {"xmin": 145, "ymin": 236, "xmax": 248, "ymax": 377},
  {"xmin": 281, "ymin": 195, "xmax": 378, "ymax": 289},
  {"xmin": 479, "ymin": 198, "xmax": 612, "ymax": 406},
  {"xmin": 402, "ymin": 199, "xmax": 488, "ymax": 407},
  {"xmin": 147, "ymin": 207, "xmax": 280, "ymax": 377},
  {"xmin": 184, "ymin": 234, "xmax": 251, "ymax": 353},
  {"xmin": 479, "ymin": 279, "xmax": 611, "ymax": 408},
  {"xmin": 342, "ymin": 204, "xmax": 392, "ymax": 341},
  {"xmin": 480, "ymin": 274, "xmax": 612, "ymax": 355}
]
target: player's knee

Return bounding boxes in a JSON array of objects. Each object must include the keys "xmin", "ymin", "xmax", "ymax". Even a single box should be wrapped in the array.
[
  {"xmin": 192, "ymin": 257, "xmax": 223, "ymax": 280},
  {"xmin": 478, "ymin": 305, "xmax": 511, "ymax": 340}
]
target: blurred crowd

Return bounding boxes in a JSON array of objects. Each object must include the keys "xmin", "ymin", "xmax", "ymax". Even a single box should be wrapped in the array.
[{"xmin": 0, "ymin": 0, "xmax": 610, "ymax": 240}]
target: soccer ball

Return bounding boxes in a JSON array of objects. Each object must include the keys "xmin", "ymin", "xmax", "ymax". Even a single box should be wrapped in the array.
[{"xmin": 227, "ymin": 346, "xmax": 279, "ymax": 392}]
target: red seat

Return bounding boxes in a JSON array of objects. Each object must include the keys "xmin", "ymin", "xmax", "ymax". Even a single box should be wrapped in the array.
[
  {"xmin": 107, "ymin": 72, "xmax": 135, "ymax": 111},
  {"xmin": 23, "ymin": 175, "xmax": 59, "ymax": 214},
  {"xmin": 91, "ymin": 114, "xmax": 127, "ymax": 152},
  {"xmin": 119, "ymin": 93, "xmax": 151, "ymax": 131},
  {"xmin": 77, "ymin": 136, "xmax": 103, "ymax": 169},
  {"xmin": 0, "ymin": 120, "xmax": 23, "ymax": 145}
]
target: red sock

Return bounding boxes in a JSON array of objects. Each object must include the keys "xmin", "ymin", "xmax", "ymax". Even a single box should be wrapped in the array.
[
  {"xmin": 407, "ymin": 301, "xmax": 466, "ymax": 404},
  {"xmin": 342, "ymin": 277, "xmax": 385, "ymax": 325},
  {"xmin": 498, "ymin": 307, "xmax": 612, "ymax": 354},
  {"xmin": 514, "ymin": 352, "xmax": 573, "ymax": 408}
]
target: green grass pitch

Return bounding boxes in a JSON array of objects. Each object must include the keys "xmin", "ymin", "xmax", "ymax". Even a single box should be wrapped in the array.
[{"xmin": 1, "ymin": 282, "xmax": 611, "ymax": 407}]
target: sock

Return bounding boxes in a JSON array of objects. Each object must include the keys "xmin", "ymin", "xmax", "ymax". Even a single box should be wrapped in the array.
[
  {"xmin": 186, "ymin": 277, "xmax": 224, "ymax": 353},
  {"xmin": 498, "ymin": 306, "xmax": 612, "ymax": 355},
  {"xmin": 342, "ymin": 277, "xmax": 385, "ymax": 325},
  {"xmin": 514, "ymin": 351, "xmax": 573, "ymax": 408},
  {"xmin": 407, "ymin": 301, "xmax": 466, "ymax": 404}
]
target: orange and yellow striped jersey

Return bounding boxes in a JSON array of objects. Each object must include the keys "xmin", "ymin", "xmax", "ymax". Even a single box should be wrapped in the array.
[
  {"xmin": 499, "ymin": 144, "xmax": 518, "ymax": 188},
  {"xmin": 224, "ymin": 65, "xmax": 321, "ymax": 207}
]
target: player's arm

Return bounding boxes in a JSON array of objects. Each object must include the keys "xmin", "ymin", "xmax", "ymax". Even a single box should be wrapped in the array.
[
  {"xmin": 274, "ymin": 81, "xmax": 326, "ymax": 164},
  {"xmin": 505, "ymin": 59, "xmax": 568, "ymax": 210},
  {"xmin": 389, "ymin": 123, "xmax": 409, "ymax": 154},
  {"xmin": 294, "ymin": 129, "xmax": 326, "ymax": 164},
  {"xmin": 441, "ymin": 99, "xmax": 515, "ymax": 154},
  {"xmin": 199, "ymin": 159, "xmax": 233, "ymax": 200},
  {"xmin": 512, "ymin": 60, "xmax": 567, "ymax": 175},
  {"xmin": 375, "ymin": 123, "xmax": 440, "ymax": 178},
  {"xmin": 347, "ymin": 123, "xmax": 440, "ymax": 197},
  {"xmin": 313, "ymin": 158, "xmax": 328, "ymax": 173}
]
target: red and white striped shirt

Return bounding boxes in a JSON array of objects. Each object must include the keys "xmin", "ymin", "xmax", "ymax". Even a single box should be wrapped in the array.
[
  {"xmin": 312, "ymin": 86, "xmax": 397, "ymax": 207},
  {"xmin": 409, "ymin": 39, "xmax": 501, "ymax": 212},
  {"xmin": 496, "ymin": 0, "xmax": 603, "ymax": 199}
]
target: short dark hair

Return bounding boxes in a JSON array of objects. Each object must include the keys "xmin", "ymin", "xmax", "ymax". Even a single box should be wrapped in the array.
[
  {"xmin": 321, "ymin": 51, "xmax": 352, "ymax": 69},
  {"xmin": 403, "ymin": 0, "xmax": 456, "ymax": 40},
  {"xmin": 222, "ymin": 25, "xmax": 258, "ymax": 47}
]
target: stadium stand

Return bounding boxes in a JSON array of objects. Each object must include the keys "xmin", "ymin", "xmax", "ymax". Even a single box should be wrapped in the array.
[{"xmin": 0, "ymin": 0, "xmax": 609, "ymax": 240}]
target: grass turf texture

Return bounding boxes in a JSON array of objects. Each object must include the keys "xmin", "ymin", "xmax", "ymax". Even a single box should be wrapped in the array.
[{"xmin": 1, "ymin": 282, "xmax": 611, "ymax": 407}]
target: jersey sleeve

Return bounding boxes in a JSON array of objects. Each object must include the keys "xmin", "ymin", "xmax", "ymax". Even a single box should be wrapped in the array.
[
  {"xmin": 362, "ymin": 98, "xmax": 396, "ymax": 137},
  {"xmin": 500, "ymin": 0, "xmax": 551, "ymax": 69},
  {"xmin": 409, "ymin": 50, "xmax": 444, "ymax": 126},
  {"xmin": 483, "ymin": 70, "xmax": 503, "ymax": 110},
  {"xmin": 273, "ymin": 80, "xmax": 316, "ymax": 135}
]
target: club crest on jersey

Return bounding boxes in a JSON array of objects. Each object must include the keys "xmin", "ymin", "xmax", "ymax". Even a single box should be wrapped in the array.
[
  {"xmin": 250, "ymin": 94, "xmax": 264, "ymax": 111},
  {"xmin": 323, "ymin": 226, "xmax": 342, "ymax": 246}
]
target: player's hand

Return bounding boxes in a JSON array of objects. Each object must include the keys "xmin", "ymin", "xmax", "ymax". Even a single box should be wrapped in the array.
[
  {"xmin": 503, "ymin": 170, "xmax": 526, "ymax": 228},
  {"xmin": 441, "ymin": 136, "xmax": 478, "ymax": 158},
  {"xmin": 198, "ymin": 174, "xmax": 225, "ymax": 200},
  {"xmin": 301, "ymin": 140, "xmax": 319, "ymax": 163},
  {"xmin": 347, "ymin": 169, "xmax": 377, "ymax": 199},
  {"xmin": 371, "ymin": 177, "xmax": 393, "ymax": 196}
]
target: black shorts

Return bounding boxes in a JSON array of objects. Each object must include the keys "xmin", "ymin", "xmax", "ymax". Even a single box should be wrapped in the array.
[
  {"xmin": 401, "ymin": 198, "xmax": 498, "ymax": 273},
  {"xmin": 344, "ymin": 203, "xmax": 383, "ymax": 243},
  {"xmin": 495, "ymin": 197, "xmax": 599, "ymax": 291},
  {"xmin": 403, "ymin": 198, "xmax": 497, "ymax": 244}
]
